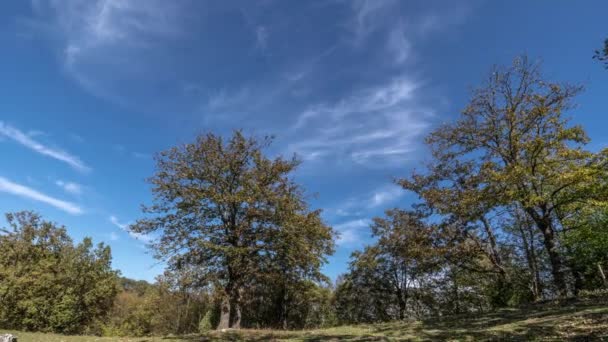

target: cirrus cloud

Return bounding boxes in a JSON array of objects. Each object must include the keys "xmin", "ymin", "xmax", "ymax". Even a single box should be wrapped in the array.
[
  {"xmin": 287, "ymin": 77, "xmax": 432, "ymax": 165},
  {"xmin": 109, "ymin": 215, "xmax": 152, "ymax": 242},
  {"xmin": 0, "ymin": 176, "xmax": 83, "ymax": 215},
  {"xmin": 334, "ymin": 218, "xmax": 371, "ymax": 246},
  {"xmin": 55, "ymin": 180, "xmax": 83, "ymax": 195},
  {"xmin": 0, "ymin": 121, "xmax": 89, "ymax": 172}
]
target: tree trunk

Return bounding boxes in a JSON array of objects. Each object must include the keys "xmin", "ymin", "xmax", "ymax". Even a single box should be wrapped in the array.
[
  {"xmin": 529, "ymin": 233, "xmax": 543, "ymax": 300},
  {"xmin": 572, "ymin": 269, "xmax": 585, "ymax": 295},
  {"xmin": 281, "ymin": 306, "xmax": 288, "ymax": 330},
  {"xmin": 480, "ymin": 216, "xmax": 505, "ymax": 275},
  {"xmin": 393, "ymin": 267, "xmax": 408, "ymax": 320},
  {"xmin": 453, "ymin": 273, "xmax": 460, "ymax": 314},
  {"xmin": 217, "ymin": 294, "xmax": 231, "ymax": 330},
  {"xmin": 280, "ymin": 285, "xmax": 289, "ymax": 330},
  {"xmin": 230, "ymin": 287, "xmax": 242, "ymax": 329},
  {"xmin": 232, "ymin": 303, "xmax": 242, "ymax": 329},
  {"xmin": 517, "ymin": 218, "xmax": 542, "ymax": 300},
  {"xmin": 184, "ymin": 295, "xmax": 191, "ymax": 334},
  {"xmin": 525, "ymin": 208, "xmax": 568, "ymax": 297},
  {"xmin": 175, "ymin": 301, "xmax": 182, "ymax": 333},
  {"xmin": 598, "ymin": 262, "xmax": 608, "ymax": 288},
  {"xmin": 542, "ymin": 227, "xmax": 567, "ymax": 297},
  {"xmin": 397, "ymin": 292, "xmax": 406, "ymax": 320},
  {"xmin": 562, "ymin": 244, "xmax": 585, "ymax": 296}
]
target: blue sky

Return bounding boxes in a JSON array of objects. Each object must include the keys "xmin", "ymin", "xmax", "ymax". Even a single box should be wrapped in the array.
[{"xmin": 0, "ymin": 0, "xmax": 606, "ymax": 282}]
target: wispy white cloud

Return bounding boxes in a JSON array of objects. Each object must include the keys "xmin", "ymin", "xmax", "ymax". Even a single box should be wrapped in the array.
[
  {"xmin": 0, "ymin": 176, "xmax": 83, "ymax": 215},
  {"xmin": 255, "ymin": 26, "xmax": 269, "ymax": 50},
  {"xmin": 335, "ymin": 208, "xmax": 362, "ymax": 218},
  {"xmin": 196, "ymin": 43, "xmax": 339, "ymax": 128},
  {"xmin": 282, "ymin": 45, "xmax": 339, "ymax": 83},
  {"xmin": 334, "ymin": 218, "xmax": 371, "ymax": 231},
  {"xmin": 333, "ymin": 184, "xmax": 404, "ymax": 220},
  {"xmin": 52, "ymin": 0, "xmax": 182, "ymax": 58},
  {"xmin": 132, "ymin": 152, "xmax": 149, "ymax": 159},
  {"xmin": 55, "ymin": 180, "xmax": 83, "ymax": 195},
  {"xmin": 369, "ymin": 185, "xmax": 403, "ymax": 208},
  {"xmin": 349, "ymin": 0, "xmax": 470, "ymax": 66},
  {"xmin": 336, "ymin": 229, "xmax": 359, "ymax": 245},
  {"xmin": 334, "ymin": 218, "xmax": 371, "ymax": 246},
  {"xmin": 109, "ymin": 215, "xmax": 126, "ymax": 229},
  {"xmin": 292, "ymin": 77, "xmax": 417, "ymax": 129},
  {"xmin": 0, "ymin": 121, "xmax": 90, "ymax": 172},
  {"xmin": 288, "ymin": 77, "xmax": 431, "ymax": 165},
  {"xmin": 331, "ymin": 185, "xmax": 403, "ymax": 245},
  {"xmin": 205, "ymin": 87, "xmax": 253, "ymax": 112},
  {"xmin": 387, "ymin": 23, "xmax": 412, "ymax": 65},
  {"xmin": 350, "ymin": 0, "xmax": 399, "ymax": 44},
  {"xmin": 30, "ymin": 0, "xmax": 184, "ymax": 105},
  {"xmin": 109, "ymin": 215, "xmax": 152, "ymax": 242}
]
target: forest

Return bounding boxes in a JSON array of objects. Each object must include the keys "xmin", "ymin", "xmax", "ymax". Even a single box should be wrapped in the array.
[{"xmin": 1, "ymin": 52, "xmax": 608, "ymax": 339}]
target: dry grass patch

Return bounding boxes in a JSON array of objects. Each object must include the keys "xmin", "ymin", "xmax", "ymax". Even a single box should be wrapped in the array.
[{"xmin": 3, "ymin": 301, "xmax": 608, "ymax": 341}]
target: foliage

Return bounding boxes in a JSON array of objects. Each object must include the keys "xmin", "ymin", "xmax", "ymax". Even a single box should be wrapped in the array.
[
  {"xmin": 578, "ymin": 288, "xmax": 608, "ymax": 298},
  {"xmin": 0, "ymin": 211, "xmax": 118, "ymax": 334},
  {"xmin": 562, "ymin": 208, "xmax": 608, "ymax": 291},
  {"xmin": 335, "ymin": 210, "xmax": 443, "ymax": 323},
  {"xmin": 335, "ymin": 209, "xmax": 496, "ymax": 323},
  {"xmin": 336, "ymin": 56, "xmax": 608, "ymax": 325},
  {"xmin": 131, "ymin": 131, "xmax": 335, "ymax": 330},
  {"xmin": 102, "ymin": 274, "xmax": 211, "ymax": 337},
  {"xmin": 398, "ymin": 56, "xmax": 608, "ymax": 297},
  {"xmin": 593, "ymin": 38, "xmax": 608, "ymax": 68},
  {"xmin": 198, "ymin": 310, "xmax": 214, "ymax": 333}
]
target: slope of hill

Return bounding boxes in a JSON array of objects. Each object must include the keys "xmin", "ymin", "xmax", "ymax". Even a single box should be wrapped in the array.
[{"xmin": 2, "ymin": 300, "xmax": 607, "ymax": 341}]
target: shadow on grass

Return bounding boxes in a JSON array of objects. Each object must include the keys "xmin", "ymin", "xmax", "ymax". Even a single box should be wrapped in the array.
[
  {"xmin": 409, "ymin": 305, "xmax": 607, "ymax": 341},
  {"xmin": 168, "ymin": 303, "xmax": 608, "ymax": 341},
  {"xmin": 172, "ymin": 331, "xmax": 390, "ymax": 342},
  {"xmin": 366, "ymin": 304, "xmax": 608, "ymax": 341}
]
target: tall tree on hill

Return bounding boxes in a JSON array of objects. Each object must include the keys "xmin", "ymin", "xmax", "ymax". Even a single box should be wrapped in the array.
[
  {"xmin": 399, "ymin": 56, "xmax": 608, "ymax": 297},
  {"xmin": 369, "ymin": 209, "xmax": 442, "ymax": 319},
  {"xmin": 130, "ymin": 131, "xmax": 334, "ymax": 330},
  {"xmin": 335, "ymin": 209, "xmax": 441, "ymax": 322},
  {"xmin": 267, "ymin": 207, "xmax": 334, "ymax": 329},
  {"xmin": 399, "ymin": 158, "xmax": 511, "ymax": 301}
]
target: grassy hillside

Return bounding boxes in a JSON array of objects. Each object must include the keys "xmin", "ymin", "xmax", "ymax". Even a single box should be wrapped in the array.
[{"xmin": 3, "ymin": 301, "xmax": 607, "ymax": 341}]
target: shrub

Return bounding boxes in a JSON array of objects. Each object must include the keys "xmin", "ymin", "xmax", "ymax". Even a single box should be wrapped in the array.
[{"xmin": 198, "ymin": 310, "xmax": 214, "ymax": 333}]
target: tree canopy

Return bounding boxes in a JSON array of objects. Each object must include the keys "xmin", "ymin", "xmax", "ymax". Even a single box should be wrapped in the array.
[
  {"xmin": 399, "ymin": 56, "xmax": 608, "ymax": 296},
  {"xmin": 0, "ymin": 211, "xmax": 118, "ymax": 334},
  {"xmin": 131, "ymin": 131, "xmax": 335, "ymax": 329}
]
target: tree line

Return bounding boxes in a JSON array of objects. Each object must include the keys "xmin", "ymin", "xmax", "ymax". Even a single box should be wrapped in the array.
[
  {"xmin": 0, "ymin": 53, "xmax": 607, "ymax": 336},
  {"xmin": 335, "ymin": 56, "xmax": 608, "ymax": 322}
]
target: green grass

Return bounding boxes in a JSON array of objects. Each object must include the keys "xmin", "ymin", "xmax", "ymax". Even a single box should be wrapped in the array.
[{"xmin": 3, "ymin": 301, "xmax": 608, "ymax": 341}]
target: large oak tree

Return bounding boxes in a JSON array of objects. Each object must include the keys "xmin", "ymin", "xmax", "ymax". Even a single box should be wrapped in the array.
[
  {"xmin": 131, "ymin": 131, "xmax": 334, "ymax": 329},
  {"xmin": 400, "ymin": 56, "xmax": 608, "ymax": 297}
]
